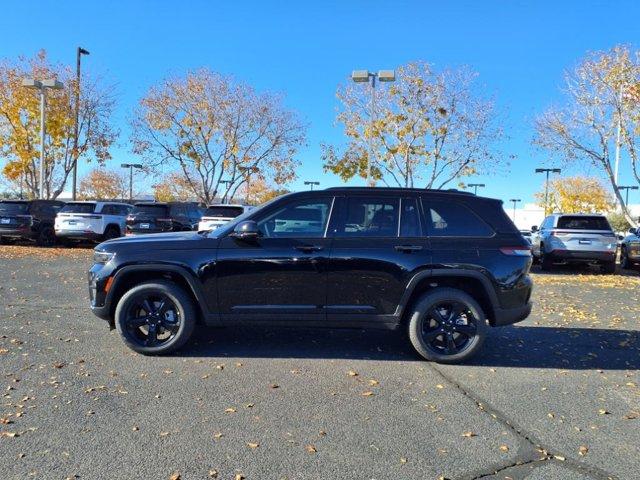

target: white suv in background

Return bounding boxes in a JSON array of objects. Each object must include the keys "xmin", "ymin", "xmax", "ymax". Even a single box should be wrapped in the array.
[
  {"xmin": 198, "ymin": 204, "xmax": 252, "ymax": 231},
  {"xmin": 55, "ymin": 201, "xmax": 132, "ymax": 244}
]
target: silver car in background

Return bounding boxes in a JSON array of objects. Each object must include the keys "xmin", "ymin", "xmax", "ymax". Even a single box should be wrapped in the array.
[
  {"xmin": 198, "ymin": 204, "xmax": 252, "ymax": 231},
  {"xmin": 531, "ymin": 213, "xmax": 617, "ymax": 273},
  {"xmin": 621, "ymin": 226, "xmax": 640, "ymax": 270}
]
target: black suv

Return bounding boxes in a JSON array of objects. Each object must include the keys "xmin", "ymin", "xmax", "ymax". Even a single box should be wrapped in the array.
[
  {"xmin": 0, "ymin": 199, "xmax": 65, "ymax": 246},
  {"xmin": 125, "ymin": 202, "xmax": 203, "ymax": 235},
  {"xmin": 89, "ymin": 188, "xmax": 533, "ymax": 363}
]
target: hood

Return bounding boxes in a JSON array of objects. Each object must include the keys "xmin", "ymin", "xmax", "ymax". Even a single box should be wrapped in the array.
[{"xmin": 96, "ymin": 231, "xmax": 207, "ymax": 252}]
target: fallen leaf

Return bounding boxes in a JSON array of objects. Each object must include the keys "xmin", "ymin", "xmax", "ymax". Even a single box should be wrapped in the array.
[
  {"xmin": 499, "ymin": 445, "xmax": 509, "ymax": 452},
  {"xmin": 305, "ymin": 444, "xmax": 317, "ymax": 453},
  {"xmin": 132, "ymin": 426, "xmax": 139, "ymax": 431},
  {"xmin": 361, "ymin": 391, "xmax": 374, "ymax": 397},
  {"xmin": 225, "ymin": 408, "xmax": 237, "ymax": 413},
  {"xmin": 436, "ymin": 384, "xmax": 444, "ymax": 389},
  {"xmin": 579, "ymin": 445, "xmax": 589, "ymax": 456},
  {"xmin": 247, "ymin": 442, "xmax": 259, "ymax": 449},
  {"xmin": 169, "ymin": 473, "xmax": 180, "ymax": 480},
  {"xmin": 347, "ymin": 370, "xmax": 358, "ymax": 377},
  {"xmin": 400, "ymin": 457, "xmax": 408, "ymax": 463},
  {"xmin": 208, "ymin": 470, "xmax": 218, "ymax": 478},
  {"xmin": 555, "ymin": 455, "xmax": 566, "ymax": 461},
  {"xmin": 160, "ymin": 431, "xmax": 170, "ymax": 437},
  {"xmin": 598, "ymin": 409, "xmax": 610, "ymax": 415},
  {"xmin": 368, "ymin": 379, "xmax": 379, "ymax": 386},
  {"xmin": 234, "ymin": 474, "xmax": 245, "ymax": 480},
  {"xmin": 461, "ymin": 431, "xmax": 476, "ymax": 438},
  {"xmin": 213, "ymin": 432, "xmax": 223, "ymax": 439},
  {"xmin": 269, "ymin": 384, "xmax": 279, "ymax": 389}
]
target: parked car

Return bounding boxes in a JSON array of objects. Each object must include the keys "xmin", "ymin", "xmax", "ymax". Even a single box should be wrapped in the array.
[
  {"xmin": 0, "ymin": 199, "xmax": 65, "ymax": 246},
  {"xmin": 126, "ymin": 202, "xmax": 203, "ymax": 235},
  {"xmin": 55, "ymin": 201, "xmax": 133, "ymax": 244},
  {"xmin": 531, "ymin": 213, "xmax": 617, "ymax": 273},
  {"xmin": 89, "ymin": 187, "xmax": 533, "ymax": 363},
  {"xmin": 198, "ymin": 204, "xmax": 252, "ymax": 231},
  {"xmin": 620, "ymin": 226, "xmax": 640, "ymax": 270}
]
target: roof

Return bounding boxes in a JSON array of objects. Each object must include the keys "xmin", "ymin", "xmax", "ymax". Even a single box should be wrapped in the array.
[
  {"xmin": 323, "ymin": 186, "xmax": 477, "ymax": 196},
  {"xmin": 547, "ymin": 212, "xmax": 608, "ymax": 217}
]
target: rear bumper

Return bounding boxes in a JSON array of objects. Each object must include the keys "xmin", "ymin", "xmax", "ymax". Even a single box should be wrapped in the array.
[
  {"xmin": 493, "ymin": 302, "xmax": 532, "ymax": 327},
  {"xmin": 548, "ymin": 249, "xmax": 616, "ymax": 263},
  {"xmin": 0, "ymin": 227, "xmax": 36, "ymax": 239},
  {"xmin": 56, "ymin": 230, "xmax": 102, "ymax": 241}
]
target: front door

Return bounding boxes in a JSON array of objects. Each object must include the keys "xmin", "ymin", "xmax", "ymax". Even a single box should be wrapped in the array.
[
  {"xmin": 326, "ymin": 194, "xmax": 431, "ymax": 324},
  {"xmin": 216, "ymin": 196, "xmax": 334, "ymax": 322}
]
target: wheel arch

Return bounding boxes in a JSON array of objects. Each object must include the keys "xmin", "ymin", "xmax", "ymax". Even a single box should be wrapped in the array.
[
  {"xmin": 106, "ymin": 264, "xmax": 208, "ymax": 326},
  {"xmin": 397, "ymin": 269, "xmax": 499, "ymax": 326}
]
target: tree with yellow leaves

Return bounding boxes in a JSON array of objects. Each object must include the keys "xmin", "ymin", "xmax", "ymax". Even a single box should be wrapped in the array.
[
  {"xmin": 323, "ymin": 61, "xmax": 504, "ymax": 188},
  {"xmin": 0, "ymin": 50, "xmax": 117, "ymax": 199},
  {"xmin": 131, "ymin": 69, "xmax": 306, "ymax": 204},
  {"xmin": 535, "ymin": 176, "xmax": 613, "ymax": 214},
  {"xmin": 153, "ymin": 173, "xmax": 194, "ymax": 202},
  {"xmin": 78, "ymin": 168, "xmax": 128, "ymax": 200}
]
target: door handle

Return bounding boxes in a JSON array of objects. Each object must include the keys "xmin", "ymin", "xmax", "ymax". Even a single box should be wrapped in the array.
[
  {"xmin": 394, "ymin": 245, "xmax": 423, "ymax": 253},
  {"xmin": 295, "ymin": 245, "xmax": 324, "ymax": 253}
]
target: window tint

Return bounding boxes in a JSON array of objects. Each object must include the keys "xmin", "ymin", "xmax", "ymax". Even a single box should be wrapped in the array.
[
  {"xmin": 336, "ymin": 197, "xmax": 399, "ymax": 237},
  {"xmin": 0, "ymin": 202, "xmax": 30, "ymax": 214},
  {"xmin": 205, "ymin": 206, "xmax": 245, "ymax": 218},
  {"xmin": 257, "ymin": 198, "xmax": 332, "ymax": 238},
  {"xmin": 424, "ymin": 200, "xmax": 493, "ymax": 237},
  {"xmin": 400, "ymin": 198, "xmax": 421, "ymax": 237},
  {"xmin": 133, "ymin": 204, "xmax": 169, "ymax": 216},
  {"xmin": 171, "ymin": 204, "xmax": 187, "ymax": 217},
  {"xmin": 557, "ymin": 216, "xmax": 611, "ymax": 231},
  {"xmin": 100, "ymin": 204, "xmax": 116, "ymax": 215}
]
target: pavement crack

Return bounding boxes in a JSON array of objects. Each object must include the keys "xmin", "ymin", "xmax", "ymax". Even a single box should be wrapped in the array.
[{"xmin": 427, "ymin": 363, "xmax": 618, "ymax": 480}]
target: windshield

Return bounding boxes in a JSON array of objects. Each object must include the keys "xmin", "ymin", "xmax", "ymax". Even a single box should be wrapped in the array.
[
  {"xmin": 0, "ymin": 201, "xmax": 29, "ymax": 214},
  {"xmin": 204, "ymin": 206, "xmax": 244, "ymax": 218},
  {"xmin": 557, "ymin": 216, "xmax": 611, "ymax": 231},
  {"xmin": 60, "ymin": 202, "xmax": 96, "ymax": 214},
  {"xmin": 132, "ymin": 204, "xmax": 169, "ymax": 216}
]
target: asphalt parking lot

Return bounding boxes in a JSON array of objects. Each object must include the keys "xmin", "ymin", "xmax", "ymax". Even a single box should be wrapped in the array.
[{"xmin": 0, "ymin": 246, "xmax": 638, "ymax": 480}]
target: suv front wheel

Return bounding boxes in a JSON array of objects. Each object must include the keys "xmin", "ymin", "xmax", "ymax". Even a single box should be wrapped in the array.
[
  {"xmin": 407, "ymin": 288, "xmax": 487, "ymax": 364},
  {"xmin": 114, "ymin": 280, "xmax": 196, "ymax": 355}
]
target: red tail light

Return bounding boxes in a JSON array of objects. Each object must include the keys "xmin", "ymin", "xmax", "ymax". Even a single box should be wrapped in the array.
[{"xmin": 500, "ymin": 246, "xmax": 532, "ymax": 256}]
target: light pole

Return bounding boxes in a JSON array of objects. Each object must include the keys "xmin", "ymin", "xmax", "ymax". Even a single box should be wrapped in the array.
[
  {"xmin": 535, "ymin": 168, "xmax": 561, "ymax": 216},
  {"xmin": 467, "ymin": 183, "xmax": 485, "ymax": 195},
  {"xmin": 351, "ymin": 69, "xmax": 395, "ymax": 186},
  {"xmin": 71, "ymin": 47, "xmax": 90, "ymax": 201},
  {"xmin": 22, "ymin": 78, "xmax": 64, "ymax": 199},
  {"xmin": 219, "ymin": 179, "xmax": 232, "ymax": 202},
  {"xmin": 618, "ymin": 185, "xmax": 639, "ymax": 206},
  {"xmin": 304, "ymin": 181, "xmax": 320, "ymax": 191},
  {"xmin": 121, "ymin": 163, "xmax": 143, "ymax": 202},
  {"xmin": 509, "ymin": 198, "xmax": 521, "ymax": 222}
]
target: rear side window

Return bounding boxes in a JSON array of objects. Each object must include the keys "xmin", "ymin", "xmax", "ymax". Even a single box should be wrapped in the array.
[
  {"xmin": 400, "ymin": 198, "xmax": 421, "ymax": 237},
  {"xmin": 257, "ymin": 198, "xmax": 332, "ymax": 238},
  {"xmin": 60, "ymin": 203, "xmax": 97, "ymax": 214},
  {"xmin": 336, "ymin": 196, "xmax": 399, "ymax": 237},
  {"xmin": 557, "ymin": 216, "xmax": 611, "ymax": 231},
  {"xmin": 205, "ymin": 206, "xmax": 244, "ymax": 218},
  {"xmin": 0, "ymin": 202, "xmax": 30, "ymax": 214},
  {"xmin": 423, "ymin": 200, "xmax": 493, "ymax": 237}
]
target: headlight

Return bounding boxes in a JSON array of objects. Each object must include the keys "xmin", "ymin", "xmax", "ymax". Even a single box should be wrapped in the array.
[{"xmin": 93, "ymin": 251, "xmax": 115, "ymax": 264}]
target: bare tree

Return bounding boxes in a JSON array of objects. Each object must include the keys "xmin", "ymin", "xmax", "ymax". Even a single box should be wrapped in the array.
[{"xmin": 131, "ymin": 69, "xmax": 306, "ymax": 204}]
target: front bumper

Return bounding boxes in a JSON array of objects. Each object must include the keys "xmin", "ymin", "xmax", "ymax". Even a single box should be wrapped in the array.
[{"xmin": 548, "ymin": 249, "xmax": 616, "ymax": 263}]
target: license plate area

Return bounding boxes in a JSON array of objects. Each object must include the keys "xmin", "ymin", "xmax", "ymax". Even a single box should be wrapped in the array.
[
  {"xmin": 0, "ymin": 218, "xmax": 10, "ymax": 224},
  {"xmin": 140, "ymin": 223, "xmax": 150, "ymax": 229},
  {"xmin": 579, "ymin": 239, "xmax": 592, "ymax": 245}
]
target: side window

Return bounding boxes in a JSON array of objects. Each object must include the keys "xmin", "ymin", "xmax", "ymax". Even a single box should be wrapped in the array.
[
  {"xmin": 400, "ymin": 197, "xmax": 421, "ymax": 237},
  {"xmin": 423, "ymin": 200, "xmax": 493, "ymax": 237},
  {"xmin": 256, "ymin": 198, "xmax": 332, "ymax": 238},
  {"xmin": 101, "ymin": 204, "xmax": 115, "ymax": 215},
  {"xmin": 335, "ymin": 196, "xmax": 399, "ymax": 237}
]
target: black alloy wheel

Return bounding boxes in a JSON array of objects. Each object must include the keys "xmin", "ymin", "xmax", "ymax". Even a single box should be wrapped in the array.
[
  {"xmin": 122, "ymin": 293, "xmax": 181, "ymax": 348},
  {"xmin": 420, "ymin": 301, "xmax": 478, "ymax": 356}
]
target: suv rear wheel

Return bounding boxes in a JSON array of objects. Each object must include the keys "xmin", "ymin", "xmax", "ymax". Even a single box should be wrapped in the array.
[
  {"xmin": 407, "ymin": 288, "xmax": 487, "ymax": 364},
  {"xmin": 102, "ymin": 225, "xmax": 120, "ymax": 241},
  {"xmin": 114, "ymin": 280, "xmax": 196, "ymax": 355},
  {"xmin": 601, "ymin": 260, "xmax": 616, "ymax": 275},
  {"xmin": 36, "ymin": 226, "xmax": 56, "ymax": 247}
]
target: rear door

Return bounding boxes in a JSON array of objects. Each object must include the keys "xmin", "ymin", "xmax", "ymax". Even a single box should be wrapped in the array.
[{"xmin": 326, "ymin": 194, "xmax": 430, "ymax": 323}]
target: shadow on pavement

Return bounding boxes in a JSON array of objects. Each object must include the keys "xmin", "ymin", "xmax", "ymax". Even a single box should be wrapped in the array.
[{"xmin": 179, "ymin": 324, "xmax": 639, "ymax": 370}]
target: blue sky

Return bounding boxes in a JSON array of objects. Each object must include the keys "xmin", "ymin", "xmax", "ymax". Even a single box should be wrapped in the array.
[{"xmin": 3, "ymin": 0, "xmax": 640, "ymax": 204}]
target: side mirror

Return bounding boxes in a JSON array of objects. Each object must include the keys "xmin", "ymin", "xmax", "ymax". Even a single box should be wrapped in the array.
[
  {"xmin": 629, "ymin": 227, "xmax": 637, "ymax": 234},
  {"xmin": 531, "ymin": 225, "xmax": 538, "ymax": 233},
  {"xmin": 618, "ymin": 235, "xmax": 624, "ymax": 241},
  {"xmin": 231, "ymin": 220, "xmax": 260, "ymax": 240}
]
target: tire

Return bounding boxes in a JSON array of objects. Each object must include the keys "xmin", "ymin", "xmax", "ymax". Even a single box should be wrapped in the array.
[
  {"xmin": 36, "ymin": 226, "xmax": 56, "ymax": 247},
  {"xmin": 540, "ymin": 247, "xmax": 554, "ymax": 271},
  {"xmin": 407, "ymin": 288, "xmax": 487, "ymax": 364},
  {"xmin": 601, "ymin": 260, "xmax": 616, "ymax": 275},
  {"xmin": 102, "ymin": 225, "xmax": 120, "ymax": 241},
  {"xmin": 59, "ymin": 238, "xmax": 76, "ymax": 248},
  {"xmin": 114, "ymin": 280, "xmax": 197, "ymax": 355},
  {"xmin": 620, "ymin": 246, "xmax": 629, "ymax": 270}
]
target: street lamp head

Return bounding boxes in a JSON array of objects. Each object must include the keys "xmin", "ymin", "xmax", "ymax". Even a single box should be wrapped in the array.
[
  {"xmin": 378, "ymin": 70, "xmax": 395, "ymax": 82},
  {"xmin": 41, "ymin": 79, "xmax": 64, "ymax": 90},
  {"xmin": 79, "ymin": 47, "xmax": 90, "ymax": 55},
  {"xmin": 121, "ymin": 163, "xmax": 131, "ymax": 168},
  {"xmin": 552, "ymin": 168, "xmax": 561, "ymax": 173},
  {"xmin": 22, "ymin": 78, "xmax": 41, "ymax": 88},
  {"xmin": 351, "ymin": 70, "xmax": 370, "ymax": 82},
  {"xmin": 132, "ymin": 164, "xmax": 143, "ymax": 169}
]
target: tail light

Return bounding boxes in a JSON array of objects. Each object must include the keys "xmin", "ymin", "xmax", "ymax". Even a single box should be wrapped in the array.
[{"xmin": 500, "ymin": 246, "xmax": 532, "ymax": 256}]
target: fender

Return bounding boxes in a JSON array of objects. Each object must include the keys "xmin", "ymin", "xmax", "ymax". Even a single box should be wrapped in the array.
[
  {"xmin": 394, "ymin": 268, "xmax": 499, "ymax": 319},
  {"xmin": 106, "ymin": 263, "xmax": 212, "ymax": 316}
]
